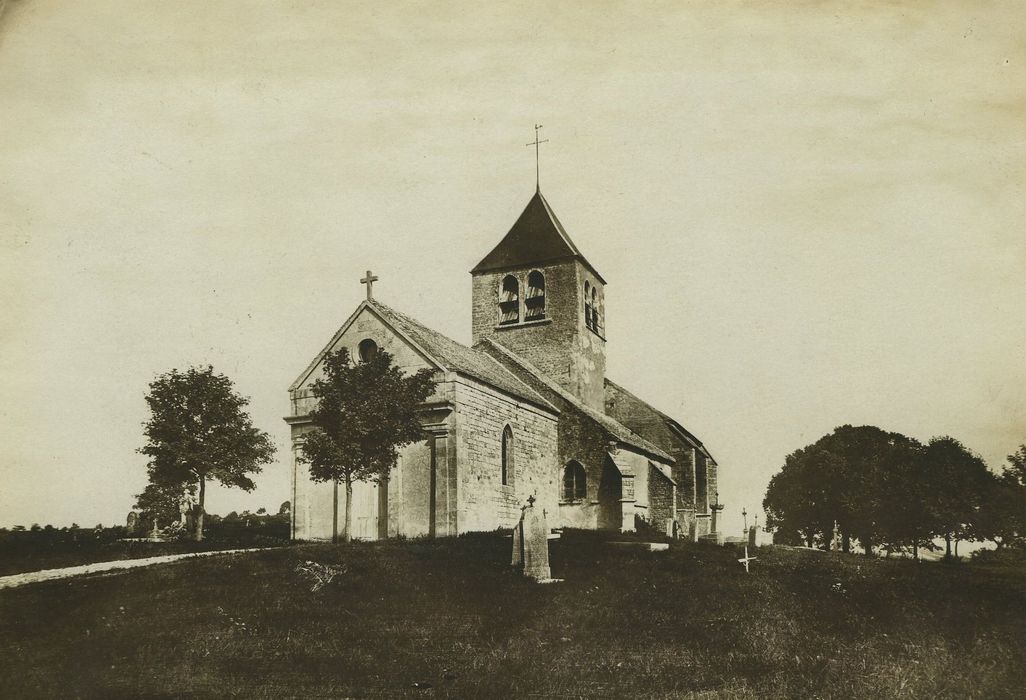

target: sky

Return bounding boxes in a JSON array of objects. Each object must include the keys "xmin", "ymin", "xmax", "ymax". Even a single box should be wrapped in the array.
[{"xmin": 1, "ymin": 0, "xmax": 1024, "ymax": 531}]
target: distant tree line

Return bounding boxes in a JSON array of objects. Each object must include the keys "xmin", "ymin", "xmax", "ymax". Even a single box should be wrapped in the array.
[{"xmin": 763, "ymin": 425, "xmax": 1026, "ymax": 558}]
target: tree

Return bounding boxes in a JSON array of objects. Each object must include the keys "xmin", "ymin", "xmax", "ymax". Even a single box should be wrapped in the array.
[
  {"xmin": 139, "ymin": 365, "xmax": 276, "ymax": 541},
  {"xmin": 823, "ymin": 426, "xmax": 921, "ymax": 557},
  {"xmin": 975, "ymin": 444, "xmax": 1026, "ymax": 548},
  {"xmin": 764, "ymin": 444, "xmax": 842, "ymax": 548},
  {"xmin": 1007, "ymin": 444, "xmax": 1026, "ymax": 488},
  {"xmin": 918, "ymin": 437, "xmax": 992, "ymax": 558},
  {"xmin": 135, "ymin": 480, "xmax": 194, "ymax": 532},
  {"xmin": 299, "ymin": 347, "xmax": 435, "ymax": 542},
  {"xmin": 763, "ymin": 425, "xmax": 923, "ymax": 556}
]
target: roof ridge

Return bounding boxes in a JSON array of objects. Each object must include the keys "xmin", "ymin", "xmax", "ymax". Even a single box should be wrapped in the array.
[
  {"xmin": 369, "ymin": 300, "xmax": 557, "ymax": 414},
  {"xmin": 604, "ymin": 377, "xmax": 714, "ymax": 461},
  {"xmin": 536, "ymin": 190, "xmax": 582, "ymax": 257}
]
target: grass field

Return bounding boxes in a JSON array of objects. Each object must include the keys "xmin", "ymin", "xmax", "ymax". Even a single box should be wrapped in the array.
[
  {"xmin": 0, "ymin": 523, "xmax": 288, "ymax": 577},
  {"xmin": 1, "ymin": 532, "xmax": 1024, "ymax": 698}
]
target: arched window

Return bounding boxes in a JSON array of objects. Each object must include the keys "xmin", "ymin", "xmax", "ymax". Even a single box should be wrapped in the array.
[
  {"xmin": 590, "ymin": 287, "xmax": 600, "ymax": 332},
  {"xmin": 501, "ymin": 426, "xmax": 514, "ymax": 486},
  {"xmin": 358, "ymin": 339, "xmax": 378, "ymax": 362},
  {"xmin": 525, "ymin": 270, "xmax": 546, "ymax": 321},
  {"xmin": 562, "ymin": 461, "xmax": 586, "ymax": 502},
  {"xmin": 499, "ymin": 275, "xmax": 520, "ymax": 326},
  {"xmin": 584, "ymin": 281, "xmax": 593, "ymax": 330}
]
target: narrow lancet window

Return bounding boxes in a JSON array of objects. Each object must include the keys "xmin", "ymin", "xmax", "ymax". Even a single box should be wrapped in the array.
[
  {"xmin": 591, "ymin": 287, "xmax": 600, "ymax": 332},
  {"xmin": 499, "ymin": 275, "xmax": 520, "ymax": 325},
  {"xmin": 501, "ymin": 425, "xmax": 514, "ymax": 486},
  {"xmin": 525, "ymin": 270, "xmax": 546, "ymax": 321}
]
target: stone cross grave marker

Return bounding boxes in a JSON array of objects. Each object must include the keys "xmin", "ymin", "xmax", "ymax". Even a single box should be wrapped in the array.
[
  {"xmin": 511, "ymin": 495, "xmax": 551, "ymax": 581},
  {"xmin": 738, "ymin": 545, "xmax": 757, "ymax": 573}
]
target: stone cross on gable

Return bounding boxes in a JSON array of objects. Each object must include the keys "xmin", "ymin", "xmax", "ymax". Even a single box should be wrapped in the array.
[{"xmin": 361, "ymin": 270, "xmax": 379, "ymax": 300}]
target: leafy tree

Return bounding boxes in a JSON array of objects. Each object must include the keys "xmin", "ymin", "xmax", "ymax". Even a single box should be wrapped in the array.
[
  {"xmin": 975, "ymin": 444, "xmax": 1026, "ymax": 548},
  {"xmin": 278, "ymin": 500, "xmax": 291, "ymax": 516},
  {"xmin": 917, "ymin": 437, "xmax": 993, "ymax": 558},
  {"xmin": 299, "ymin": 347, "xmax": 435, "ymax": 542},
  {"xmin": 764, "ymin": 444, "xmax": 842, "ymax": 548},
  {"xmin": 1008, "ymin": 444, "xmax": 1026, "ymax": 488},
  {"xmin": 139, "ymin": 365, "xmax": 276, "ymax": 541},
  {"xmin": 764, "ymin": 425, "xmax": 923, "ymax": 556},
  {"xmin": 823, "ymin": 426, "xmax": 921, "ymax": 557},
  {"xmin": 135, "ymin": 480, "xmax": 194, "ymax": 532}
]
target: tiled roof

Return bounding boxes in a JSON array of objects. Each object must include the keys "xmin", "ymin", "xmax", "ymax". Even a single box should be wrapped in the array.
[
  {"xmin": 471, "ymin": 189, "xmax": 605, "ymax": 283},
  {"xmin": 604, "ymin": 378, "xmax": 716, "ymax": 463},
  {"xmin": 370, "ymin": 301, "xmax": 557, "ymax": 414},
  {"xmin": 477, "ymin": 339, "xmax": 674, "ymax": 463}
]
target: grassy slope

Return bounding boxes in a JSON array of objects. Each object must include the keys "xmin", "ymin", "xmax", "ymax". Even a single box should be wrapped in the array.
[
  {"xmin": 0, "ymin": 523, "xmax": 288, "ymax": 576},
  {"xmin": 1, "ymin": 534, "xmax": 1024, "ymax": 699},
  {"xmin": 0, "ymin": 540, "xmax": 266, "ymax": 577}
]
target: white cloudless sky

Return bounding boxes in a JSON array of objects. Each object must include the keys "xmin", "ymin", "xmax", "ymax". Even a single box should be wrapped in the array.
[{"xmin": 1, "ymin": 0, "xmax": 1024, "ymax": 531}]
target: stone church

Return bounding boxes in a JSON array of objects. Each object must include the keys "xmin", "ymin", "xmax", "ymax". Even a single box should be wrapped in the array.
[{"xmin": 286, "ymin": 187, "xmax": 721, "ymax": 541}]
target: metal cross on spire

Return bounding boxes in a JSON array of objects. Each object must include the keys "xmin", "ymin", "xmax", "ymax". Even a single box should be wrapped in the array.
[
  {"xmin": 360, "ymin": 270, "xmax": 379, "ymax": 300},
  {"xmin": 526, "ymin": 124, "xmax": 549, "ymax": 191}
]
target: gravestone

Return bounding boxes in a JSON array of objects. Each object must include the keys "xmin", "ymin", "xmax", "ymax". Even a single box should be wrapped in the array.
[
  {"xmin": 126, "ymin": 511, "xmax": 138, "ymax": 535},
  {"xmin": 511, "ymin": 496, "xmax": 551, "ymax": 581},
  {"xmin": 737, "ymin": 545, "xmax": 757, "ymax": 573},
  {"xmin": 748, "ymin": 525, "xmax": 758, "ymax": 549}
]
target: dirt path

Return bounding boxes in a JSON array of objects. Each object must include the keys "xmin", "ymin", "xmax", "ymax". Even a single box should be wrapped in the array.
[{"xmin": 0, "ymin": 548, "xmax": 268, "ymax": 590}]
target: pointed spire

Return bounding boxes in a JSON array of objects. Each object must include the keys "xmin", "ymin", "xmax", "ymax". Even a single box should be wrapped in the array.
[{"xmin": 471, "ymin": 190, "xmax": 605, "ymax": 283}]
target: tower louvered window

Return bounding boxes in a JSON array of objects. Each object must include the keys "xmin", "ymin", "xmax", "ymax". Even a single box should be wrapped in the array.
[
  {"xmin": 584, "ymin": 281, "xmax": 593, "ymax": 330},
  {"xmin": 591, "ymin": 287, "xmax": 600, "ymax": 332},
  {"xmin": 499, "ymin": 275, "xmax": 520, "ymax": 325},
  {"xmin": 525, "ymin": 270, "xmax": 546, "ymax": 321}
]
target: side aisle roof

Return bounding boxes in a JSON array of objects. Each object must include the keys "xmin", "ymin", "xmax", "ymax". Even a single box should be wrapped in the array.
[
  {"xmin": 604, "ymin": 378, "xmax": 717, "ymax": 464},
  {"xmin": 477, "ymin": 338, "xmax": 674, "ymax": 464}
]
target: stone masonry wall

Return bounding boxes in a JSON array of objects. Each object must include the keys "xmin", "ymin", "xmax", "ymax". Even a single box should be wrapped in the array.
[
  {"xmin": 290, "ymin": 306, "xmax": 447, "ymax": 417},
  {"xmin": 471, "ymin": 259, "xmax": 606, "ymax": 411},
  {"xmin": 477, "ymin": 344, "xmax": 637, "ymax": 531},
  {"xmin": 452, "ymin": 378, "xmax": 558, "ymax": 533},
  {"xmin": 604, "ymin": 382, "xmax": 698, "ymax": 512},
  {"xmin": 695, "ymin": 451, "xmax": 709, "ymax": 514},
  {"xmin": 648, "ymin": 464, "xmax": 676, "ymax": 531},
  {"xmin": 287, "ymin": 305, "xmax": 457, "ymax": 541}
]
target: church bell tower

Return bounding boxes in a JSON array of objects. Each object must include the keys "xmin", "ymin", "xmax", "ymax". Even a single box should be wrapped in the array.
[{"xmin": 471, "ymin": 189, "xmax": 607, "ymax": 410}]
